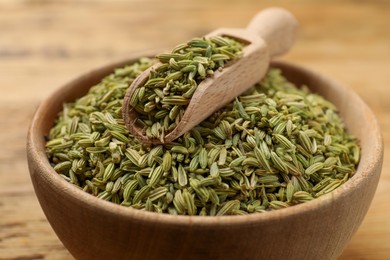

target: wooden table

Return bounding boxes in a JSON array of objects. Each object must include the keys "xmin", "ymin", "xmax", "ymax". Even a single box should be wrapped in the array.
[{"xmin": 1, "ymin": 0, "xmax": 389, "ymax": 259}]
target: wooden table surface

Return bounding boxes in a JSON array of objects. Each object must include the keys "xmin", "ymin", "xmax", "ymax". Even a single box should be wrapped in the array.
[{"xmin": 1, "ymin": 0, "xmax": 389, "ymax": 259}]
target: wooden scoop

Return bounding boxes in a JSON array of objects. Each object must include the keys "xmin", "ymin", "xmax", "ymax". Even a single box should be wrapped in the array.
[{"xmin": 123, "ymin": 7, "xmax": 298, "ymax": 144}]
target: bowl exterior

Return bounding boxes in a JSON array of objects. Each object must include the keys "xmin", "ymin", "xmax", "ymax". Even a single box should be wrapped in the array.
[{"xmin": 27, "ymin": 57, "xmax": 383, "ymax": 260}]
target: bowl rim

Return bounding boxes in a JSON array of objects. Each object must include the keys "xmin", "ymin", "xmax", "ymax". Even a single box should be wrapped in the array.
[{"xmin": 27, "ymin": 51, "xmax": 383, "ymax": 227}]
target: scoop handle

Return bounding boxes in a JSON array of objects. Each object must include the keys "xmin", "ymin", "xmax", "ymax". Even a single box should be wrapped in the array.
[{"xmin": 246, "ymin": 7, "xmax": 298, "ymax": 57}]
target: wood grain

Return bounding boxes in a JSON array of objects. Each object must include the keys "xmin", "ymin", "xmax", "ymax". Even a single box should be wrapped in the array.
[{"xmin": 1, "ymin": 0, "xmax": 389, "ymax": 259}]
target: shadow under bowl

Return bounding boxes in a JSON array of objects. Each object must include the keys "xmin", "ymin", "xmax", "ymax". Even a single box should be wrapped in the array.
[{"xmin": 27, "ymin": 52, "xmax": 383, "ymax": 260}]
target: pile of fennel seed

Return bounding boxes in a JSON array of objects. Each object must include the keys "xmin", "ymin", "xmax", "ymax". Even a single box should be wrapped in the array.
[{"xmin": 46, "ymin": 57, "xmax": 360, "ymax": 216}]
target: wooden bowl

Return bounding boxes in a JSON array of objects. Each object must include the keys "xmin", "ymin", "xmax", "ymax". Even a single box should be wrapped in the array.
[{"xmin": 27, "ymin": 52, "xmax": 383, "ymax": 260}]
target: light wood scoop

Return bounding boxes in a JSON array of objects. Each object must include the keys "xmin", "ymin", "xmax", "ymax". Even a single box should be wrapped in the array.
[{"xmin": 123, "ymin": 7, "xmax": 298, "ymax": 144}]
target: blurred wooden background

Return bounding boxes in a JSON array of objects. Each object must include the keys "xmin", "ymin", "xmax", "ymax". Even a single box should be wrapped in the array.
[{"xmin": 0, "ymin": 0, "xmax": 389, "ymax": 259}]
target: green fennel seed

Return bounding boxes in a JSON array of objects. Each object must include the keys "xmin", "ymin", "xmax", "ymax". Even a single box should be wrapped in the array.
[{"xmin": 46, "ymin": 55, "xmax": 360, "ymax": 216}]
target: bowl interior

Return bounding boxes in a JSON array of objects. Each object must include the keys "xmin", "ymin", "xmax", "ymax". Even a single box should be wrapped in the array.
[{"xmin": 28, "ymin": 56, "xmax": 383, "ymax": 223}]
